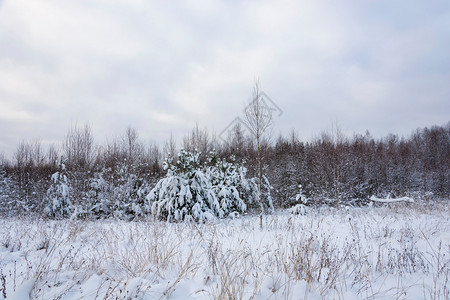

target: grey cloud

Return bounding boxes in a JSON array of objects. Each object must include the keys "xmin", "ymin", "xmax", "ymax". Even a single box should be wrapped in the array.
[{"xmin": 0, "ymin": 0, "xmax": 449, "ymax": 158}]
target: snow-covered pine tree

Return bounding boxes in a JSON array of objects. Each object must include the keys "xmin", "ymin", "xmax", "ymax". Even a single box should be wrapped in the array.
[
  {"xmin": 290, "ymin": 185, "xmax": 308, "ymax": 215},
  {"xmin": 206, "ymin": 153, "xmax": 247, "ymax": 217},
  {"xmin": 148, "ymin": 150, "xmax": 219, "ymax": 222},
  {"xmin": 44, "ymin": 159, "xmax": 73, "ymax": 219},
  {"xmin": 236, "ymin": 167, "xmax": 259, "ymax": 212},
  {"xmin": 85, "ymin": 164, "xmax": 151, "ymax": 220},
  {"xmin": 86, "ymin": 171, "xmax": 111, "ymax": 218},
  {"xmin": 119, "ymin": 174, "xmax": 151, "ymax": 220},
  {"xmin": 147, "ymin": 150, "xmax": 254, "ymax": 222},
  {"xmin": 111, "ymin": 161, "xmax": 129, "ymax": 219}
]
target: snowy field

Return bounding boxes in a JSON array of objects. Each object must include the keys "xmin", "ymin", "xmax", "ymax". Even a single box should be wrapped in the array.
[{"xmin": 0, "ymin": 203, "xmax": 449, "ymax": 300}]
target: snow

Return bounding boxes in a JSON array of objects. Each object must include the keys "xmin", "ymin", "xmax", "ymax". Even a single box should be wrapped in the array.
[
  {"xmin": 289, "ymin": 203, "xmax": 307, "ymax": 215},
  {"xmin": 0, "ymin": 203, "xmax": 449, "ymax": 299},
  {"xmin": 7, "ymin": 279, "xmax": 34, "ymax": 300},
  {"xmin": 370, "ymin": 195, "xmax": 415, "ymax": 203}
]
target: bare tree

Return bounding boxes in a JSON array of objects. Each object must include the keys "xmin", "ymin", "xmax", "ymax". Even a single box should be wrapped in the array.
[
  {"xmin": 0, "ymin": 152, "xmax": 8, "ymax": 167},
  {"xmin": 328, "ymin": 122, "xmax": 346, "ymax": 206},
  {"xmin": 146, "ymin": 142, "xmax": 162, "ymax": 174},
  {"xmin": 14, "ymin": 141, "xmax": 34, "ymax": 213},
  {"xmin": 30, "ymin": 139, "xmax": 45, "ymax": 168},
  {"xmin": 183, "ymin": 123, "xmax": 212, "ymax": 154},
  {"xmin": 163, "ymin": 131, "xmax": 177, "ymax": 159},
  {"xmin": 226, "ymin": 121, "xmax": 247, "ymax": 158},
  {"xmin": 15, "ymin": 141, "xmax": 32, "ymax": 170},
  {"xmin": 63, "ymin": 123, "xmax": 94, "ymax": 170},
  {"xmin": 122, "ymin": 126, "xmax": 144, "ymax": 168},
  {"xmin": 243, "ymin": 81, "xmax": 273, "ymax": 224},
  {"xmin": 47, "ymin": 144, "xmax": 59, "ymax": 167}
]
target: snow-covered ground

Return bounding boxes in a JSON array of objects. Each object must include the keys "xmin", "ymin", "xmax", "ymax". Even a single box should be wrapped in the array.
[{"xmin": 1, "ymin": 203, "xmax": 449, "ymax": 299}]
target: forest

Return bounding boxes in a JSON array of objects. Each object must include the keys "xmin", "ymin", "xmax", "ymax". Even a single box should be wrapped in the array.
[{"xmin": 0, "ymin": 121, "xmax": 448, "ymax": 219}]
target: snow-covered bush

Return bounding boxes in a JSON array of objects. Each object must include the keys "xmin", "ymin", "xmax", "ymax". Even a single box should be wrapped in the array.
[
  {"xmin": 290, "ymin": 203, "xmax": 307, "ymax": 215},
  {"xmin": 147, "ymin": 150, "xmax": 256, "ymax": 222},
  {"xmin": 295, "ymin": 184, "xmax": 308, "ymax": 205},
  {"xmin": 290, "ymin": 185, "xmax": 308, "ymax": 215},
  {"xmin": 44, "ymin": 161, "xmax": 73, "ymax": 219}
]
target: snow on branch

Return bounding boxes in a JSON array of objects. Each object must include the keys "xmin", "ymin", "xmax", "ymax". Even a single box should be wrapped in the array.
[{"xmin": 369, "ymin": 195, "xmax": 414, "ymax": 203}]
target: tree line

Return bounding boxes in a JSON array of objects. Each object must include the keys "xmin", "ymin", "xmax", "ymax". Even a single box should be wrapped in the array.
[{"xmin": 0, "ymin": 121, "xmax": 448, "ymax": 217}]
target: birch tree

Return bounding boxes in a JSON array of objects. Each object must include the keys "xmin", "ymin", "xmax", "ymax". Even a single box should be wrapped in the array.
[{"xmin": 243, "ymin": 81, "xmax": 273, "ymax": 225}]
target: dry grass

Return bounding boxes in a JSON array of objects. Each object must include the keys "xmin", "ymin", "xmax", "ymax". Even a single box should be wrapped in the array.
[{"xmin": 0, "ymin": 201, "xmax": 449, "ymax": 299}]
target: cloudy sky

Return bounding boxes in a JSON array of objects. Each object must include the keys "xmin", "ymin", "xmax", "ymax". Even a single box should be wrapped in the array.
[{"xmin": 1, "ymin": 0, "xmax": 449, "ymax": 158}]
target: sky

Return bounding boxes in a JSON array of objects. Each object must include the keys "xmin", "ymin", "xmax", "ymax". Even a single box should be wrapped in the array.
[{"xmin": 1, "ymin": 0, "xmax": 449, "ymax": 158}]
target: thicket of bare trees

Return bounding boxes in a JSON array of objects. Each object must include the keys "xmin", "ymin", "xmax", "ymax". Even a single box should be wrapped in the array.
[
  {"xmin": 266, "ymin": 123, "xmax": 450, "ymax": 207},
  {"xmin": 0, "ymin": 121, "xmax": 448, "ymax": 217}
]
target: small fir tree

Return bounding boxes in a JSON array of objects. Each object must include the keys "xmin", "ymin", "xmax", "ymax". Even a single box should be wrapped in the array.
[
  {"xmin": 86, "ymin": 171, "xmax": 111, "ymax": 218},
  {"xmin": 290, "ymin": 185, "xmax": 308, "ymax": 215},
  {"xmin": 44, "ymin": 160, "xmax": 73, "ymax": 219},
  {"xmin": 206, "ymin": 153, "xmax": 248, "ymax": 217}
]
